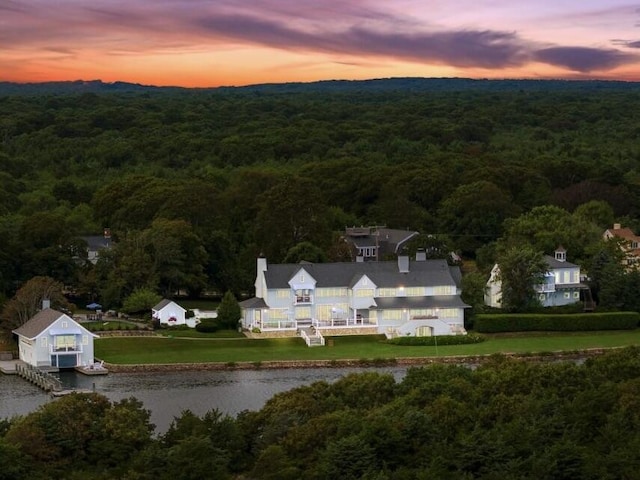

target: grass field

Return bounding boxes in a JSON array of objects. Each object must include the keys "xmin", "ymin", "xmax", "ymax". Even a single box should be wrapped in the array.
[
  {"xmin": 95, "ymin": 330, "xmax": 640, "ymax": 365},
  {"xmin": 157, "ymin": 329, "xmax": 245, "ymax": 339}
]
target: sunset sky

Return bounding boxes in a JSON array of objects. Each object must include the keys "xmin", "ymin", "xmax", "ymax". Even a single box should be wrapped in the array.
[{"xmin": 2, "ymin": 0, "xmax": 640, "ymax": 87}]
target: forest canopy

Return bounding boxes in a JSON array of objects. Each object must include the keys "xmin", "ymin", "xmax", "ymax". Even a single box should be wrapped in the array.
[{"xmin": 1, "ymin": 79, "xmax": 640, "ymax": 308}]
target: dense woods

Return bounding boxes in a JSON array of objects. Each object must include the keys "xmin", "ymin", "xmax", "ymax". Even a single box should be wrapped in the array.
[
  {"xmin": 1, "ymin": 79, "xmax": 640, "ymax": 311},
  {"xmin": 3, "ymin": 347, "xmax": 640, "ymax": 479}
]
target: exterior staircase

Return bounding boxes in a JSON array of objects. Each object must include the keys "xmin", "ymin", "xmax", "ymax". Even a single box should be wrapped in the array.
[{"xmin": 300, "ymin": 327, "xmax": 325, "ymax": 347}]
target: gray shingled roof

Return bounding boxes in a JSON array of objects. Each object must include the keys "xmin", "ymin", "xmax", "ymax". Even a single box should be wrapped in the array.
[
  {"xmin": 373, "ymin": 295, "xmax": 470, "ymax": 309},
  {"xmin": 153, "ymin": 299, "xmax": 174, "ymax": 311},
  {"xmin": 544, "ymin": 255, "xmax": 579, "ymax": 270},
  {"xmin": 239, "ymin": 297, "xmax": 268, "ymax": 308},
  {"xmin": 13, "ymin": 308, "xmax": 65, "ymax": 339},
  {"xmin": 82, "ymin": 235, "xmax": 112, "ymax": 251},
  {"xmin": 264, "ymin": 259, "xmax": 459, "ymax": 289}
]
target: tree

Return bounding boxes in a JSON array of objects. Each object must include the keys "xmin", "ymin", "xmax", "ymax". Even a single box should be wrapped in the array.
[
  {"xmin": 500, "ymin": 205, "xmax": 601, "ymax": 264},
  {"xmin": 122, "ymin": 288, "xmax": 162, "ymax": 314},
  {"xmin": 283, "ymin": 241, "xmax": 328, "ymax": 263},
  {"xmin": 0, "ymin": 276, "xmax": 73, "ymax": 338},
  {"xmin": 496, "ymin": 246, "xmax": 548, "ymax": 311},
  {"xmin": 438, "ymin": 180, "xmax": 519, "ymax": 256},
  {"xmin": 255, "ymin": 176, "xmax": 331, "ymax": 262},
  {"xmin": 217, "ymin": 291, "xmax": 241, "ymax": 330},
  {"xmin": 141, "ymin": 218, "xmax": 208, "ymax": 297},
  {"xmin": 573, "ymin": 200, "xmax": 614, "ymax": 230},
  {"xmin": 461, "ymin": 271, "xmax": 488, "ymax": 311}
]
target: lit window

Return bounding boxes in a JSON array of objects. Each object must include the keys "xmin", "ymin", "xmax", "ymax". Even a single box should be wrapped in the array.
[{"xmin": 295, "ymin": 289, "xmax": 312, "ymax": 304}]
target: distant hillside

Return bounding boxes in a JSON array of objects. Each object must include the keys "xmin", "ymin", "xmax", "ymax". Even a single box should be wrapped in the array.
[
  {"xmin": 2, "ymin": 77, "xmax": 640, "ymax": 96},
  {"xmin": 0, "ymin": 79, "xmax": 186, "ymax": 95}
]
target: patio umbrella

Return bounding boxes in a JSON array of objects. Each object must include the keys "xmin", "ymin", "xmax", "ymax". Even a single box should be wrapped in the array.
[{"xmin": 86, "ymin": 302, "xmax": 102, "ymax": 310}]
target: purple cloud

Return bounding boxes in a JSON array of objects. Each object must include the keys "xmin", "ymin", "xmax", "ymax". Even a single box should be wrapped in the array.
[
  {"xmin": 623, "ymin": 40, "xmax": 640, "ymax": 49},
  {"xmin": 1, "ymin": 0, "xmax": 638, "ymax": 76},
  {"xmin": 533, "ymin": 46, "xmax": 636, "ymax": 72},
  {"xmin": 195, "ymin": 14, "xmax": 528, "ymax": 68}
]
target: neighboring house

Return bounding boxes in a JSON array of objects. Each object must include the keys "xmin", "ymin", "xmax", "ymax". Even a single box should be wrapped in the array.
[
  {"xmin": 603, "ymin": 223, "xmax": 640, "ymax": 270},
  {"xmin": 13, "ymin": 306, "xmax": 98, "ymax": 369},
  {"xmin": 152, "ymin": 299, "xmax": 187, "ymax": 326},
  {"xmin": 240, "ymin": 252, "xmax": 469, "ymax": 338},
  {"xmin": 485, "ymin": 247, "xmax": 588, "ymax": 308},
  {"xmin": 343, "ymin": 226, "xmax": 419, "ymax": 261},
  {"xmin": 81, "ymin": 228, "xmax": 113, "ymax": 264}
]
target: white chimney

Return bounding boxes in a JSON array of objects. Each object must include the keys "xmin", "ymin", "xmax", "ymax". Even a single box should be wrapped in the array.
[
  {"xmin": 42, "ymin": 299, "xmax": 51, "ymax": 310},
  {"xmin": 398, "ymin": 254, "xmax": 409, "ymax": 273},
  {"xmin": 255, "ymin": 256, "xmax": 268, "ymax": 298},
  {"xmin": 614, "ymin": 223, "xmax": 621, "ymax": 230}
]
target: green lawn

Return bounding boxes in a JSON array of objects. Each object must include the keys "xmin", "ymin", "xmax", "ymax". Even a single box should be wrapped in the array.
[
  {"xmin": 95, "ymin": 330, "xmax": 640, "ymax": 365},
  {"xmin": 157, "ymin": 329, "xmax": 245, "ymax": 339}
]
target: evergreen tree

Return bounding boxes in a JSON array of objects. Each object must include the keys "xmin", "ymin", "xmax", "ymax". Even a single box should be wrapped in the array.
[{"xmin": 217, "ymin": 291, "xmax": 241, "ymax": 330}]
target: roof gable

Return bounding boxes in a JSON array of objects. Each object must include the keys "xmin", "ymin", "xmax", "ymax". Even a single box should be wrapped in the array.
[
  {"xmin": 288, "ymin": 267, "xmax": 317, "ymax": 290},
  {"xmin": 152, "ymin": 299, "xmax": 186, "ymax": 312},
  {"xmin": 12, "ymin": 308, "xmax": 95, "ymax": 339}
]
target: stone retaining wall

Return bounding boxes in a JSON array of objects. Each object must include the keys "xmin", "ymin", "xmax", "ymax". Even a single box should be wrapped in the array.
[
  {"xmin": 243, "ymin": 330, "xmax": 298, "ymax": 339},
  {"xmin": 102, "ymin": 348, "xmax": 614, "ymax": 373}
]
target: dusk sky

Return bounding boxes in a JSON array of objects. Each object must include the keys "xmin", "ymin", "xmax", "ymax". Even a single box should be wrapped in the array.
[{"xmin": 2, "ymin": 0, "xmax": 640, "ymax": 87}]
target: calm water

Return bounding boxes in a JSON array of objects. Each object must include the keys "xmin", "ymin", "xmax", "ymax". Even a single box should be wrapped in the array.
[{"xmin": 0, "ymin": 366, "xmax": 408, "ymax": 433}]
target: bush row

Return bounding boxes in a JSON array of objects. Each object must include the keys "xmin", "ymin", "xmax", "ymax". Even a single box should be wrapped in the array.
[
  {"xmin": 387, "ymin": 334, "xmax": 485, "ymax": 346},
  {"xmin": 474, "ymin": 312, "xmax": 640, "ymax": 333},
  {"xmin": 85, "ymin": 322, "xmax": 140, "ymax": 331}
]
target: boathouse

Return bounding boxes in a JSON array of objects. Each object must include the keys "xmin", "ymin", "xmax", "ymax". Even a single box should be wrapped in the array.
[{"xmin": 13, "ymin": 307, "xmax": 99, "ymax": 369}]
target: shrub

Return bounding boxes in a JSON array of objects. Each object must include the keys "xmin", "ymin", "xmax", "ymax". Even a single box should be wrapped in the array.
[
  {"xmin": 387, "ymin": 334, "xmax": 485, "ymax": 346},
  {"xmin": 474, "ymin": 312, "xmax": 640, "ymax": 333},
  {"xmin": 195, "ymin": 319, "xmax": 219, "ymax": 333}
]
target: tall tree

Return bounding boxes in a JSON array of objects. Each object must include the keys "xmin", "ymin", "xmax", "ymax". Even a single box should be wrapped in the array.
[
  {"xmin": 496, "ymin": 246, "xmax": 548, "ymax": 311},
  {"xmin": 438, "ymin": 180, "xmax": 519, "ymax": 256},
  {"xmin": 0, "ymin": 276, "xmax": 72, "ymax": 338},
  {"xmin": 255, "ymin": 176, "xmax": 331, "ymax": 262}
]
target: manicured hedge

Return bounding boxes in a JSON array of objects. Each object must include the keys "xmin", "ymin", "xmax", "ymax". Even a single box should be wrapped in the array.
[
  {"xmin": 387, "ymin": 334, "xmax": 485, "ymax": 346},
  {"xmin": 474, "ymin": 312, "xmax": 640, "ymax": 333},
  {"xmin": 195, "ymin": 319, "xmax": 220, "ymax": 333}
]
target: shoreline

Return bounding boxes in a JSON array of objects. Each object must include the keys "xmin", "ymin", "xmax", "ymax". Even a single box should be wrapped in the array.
[{"xmin": 101, "ymin": 347, "xmax": 614, "ymax": 373}]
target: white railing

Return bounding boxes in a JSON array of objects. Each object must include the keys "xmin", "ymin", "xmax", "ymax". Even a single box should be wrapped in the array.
[
  {"xmin": 535, "ymin": 283, "xmax": 556, "ymax": 293},
  {"xmin": 300, "ymin": 328, "xmax": 325, "ymax": 347},
  {"xmin": 313, "ymin": 318, "xmax": 372, "ymax": 328},
  {"xmin": 50, "ymin": 345, "xmax": 82, "ymax": 353},
  {"xmin": 261, "ymin": 320, "xmax": 296, "ymax": 330}
]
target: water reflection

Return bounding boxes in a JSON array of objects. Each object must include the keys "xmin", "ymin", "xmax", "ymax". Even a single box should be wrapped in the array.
[{"xmin": 1, "ymin": 366, "xmax": 407, "ymax": 433}]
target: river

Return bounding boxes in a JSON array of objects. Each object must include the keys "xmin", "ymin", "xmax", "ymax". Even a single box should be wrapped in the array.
[{"xmin": 0, "ymin": 366, "xmax": 408, "ymax": 433}]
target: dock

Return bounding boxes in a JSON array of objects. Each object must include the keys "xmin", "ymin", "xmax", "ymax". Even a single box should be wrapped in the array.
[
  {"xmin": 14, "ymin": 362, "xmax": 63, "ymax": 392},
  {"xmin": 75, "ymin": 361, "xmax": 108, "ymax": 375},
  {"xmin": 0, "ymin": 359, "xmax": 19, "ymax": 375}
]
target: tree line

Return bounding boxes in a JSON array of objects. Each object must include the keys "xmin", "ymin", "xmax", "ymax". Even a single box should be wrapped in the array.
[
  {"xmin": 1, "ymin": 85, "xmax": 640, "ymax": 311},
  {"xmin": 3, "ymin": 347, "xmax": 640, "ymax": 479}
]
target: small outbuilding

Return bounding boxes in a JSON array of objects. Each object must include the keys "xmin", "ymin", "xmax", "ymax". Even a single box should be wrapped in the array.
[
  {"xmin": 13, "ymin": 308, "xmax": 99, "ymax": 369},
  {"xmin": 152, "ymin": 299, "xmax": 187, "ymax": 326}
]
